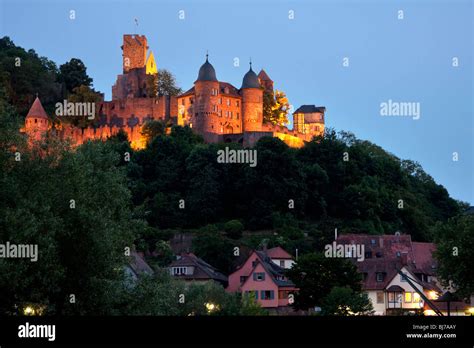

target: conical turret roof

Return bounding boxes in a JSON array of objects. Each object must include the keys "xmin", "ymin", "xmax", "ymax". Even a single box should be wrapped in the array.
[{"xmin": 26, "ymin": 96, "xmax": 49, "ymax": 119}]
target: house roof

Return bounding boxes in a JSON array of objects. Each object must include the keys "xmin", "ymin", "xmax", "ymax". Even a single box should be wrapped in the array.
[
  {"xmin": 386, "ymin": 285, "xmax": 404, "ymax": 292},
  {"xmin": 178, "ymin": 82, "xmax": 240, "ymax": 98},
  {"xmin": 337, "ymin": 233, "xmax": 439, "ymax": 291},
  {"xmin": 253, "ymin": 250, "xmax": 295, "ymax": 287},
  {"xmin": 293, "ymin": 105, "xmax": 326, "ymax": 114},
  {"xmin": 26, "ymin": 96, "xmax": 49, "ymax": 119},
  {"xmin": 219, "ymin": 82, "xmax": 240, "ymax": 97},
  {"xmin": 128, "ymin": 251, "xmax": 154, "ymax": 276},
  {"xmin": 266, "ymin": 246, "xmax": 293, "ymax": 260},
  {"xmin": 258, "ymin": 69, "xmax": 272, "ymax": 81},
  {"xmin": 169, "ymin": 253, "xmax": 228, "ymax": 283}
]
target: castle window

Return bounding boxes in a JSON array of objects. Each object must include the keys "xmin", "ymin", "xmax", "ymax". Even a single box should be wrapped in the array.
[
  {"xmin": 226, "ymin": 99, "xmax": 230, "ymax": 106},
  {"xmin": 181, "ymin": 99, "xmax": 185, "ymax": 105},
  {"xmin": 236, "ymin": 101, "xmax": 240, "ymax": 107},
  {"xmin": 212, "ymin": 105, "xmax": 217, "ymax": 112},
  {"xmin": 230, "ymin": 111, "xmax": 233, "ymax": 118},
  {"xmin": 219, "ymin": 98, "xmax": 222, "ymax": 104},
  {"xmin": 34, "ymin": 119, "xmax": 37, "ymax": 123},
  {"xmin": 219, "ymin": 110, "xmax": 222, "ymax": 117}
]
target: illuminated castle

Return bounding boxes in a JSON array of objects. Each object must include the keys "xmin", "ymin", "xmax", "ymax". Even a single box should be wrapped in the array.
[{"xmin": 24, "ymin": 34, "xmax": 325, "ymax": 149}]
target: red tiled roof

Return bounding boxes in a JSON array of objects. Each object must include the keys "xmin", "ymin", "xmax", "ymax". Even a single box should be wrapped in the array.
[
  {"xmin": 266, "ymin": 246, "xmax": 293, "ymax": 260},
  {"xmin": 337, "ymin": 233, "xmax": 438, "ymax": 291},
  {"xmin": 26, "ymin": 97, "xmax": 49, "ymax": 119},
  {"xmin": 219, "ymin": 82, "xmax": 240, "ymax": 97},
  {"xmin": 412, "ymin": 242, "xmax": 437, "ymax": 274}
]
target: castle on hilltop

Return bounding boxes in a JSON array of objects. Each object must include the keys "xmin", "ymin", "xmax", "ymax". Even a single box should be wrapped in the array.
[{"xmin": 23, "ymin": 34, "xmax": 326, "ymax": 149}]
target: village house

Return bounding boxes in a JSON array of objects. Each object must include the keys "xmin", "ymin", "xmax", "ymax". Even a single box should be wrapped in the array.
[
  {"xmin": 266, "ymin": 246, "xmax": 295, "ymax": 269},
  {"xmin": 336, "ymin": 233, "xmax": 471, "ymax": 316},
  {"xmin": 168, "ymin": 253, "xmax": 228, "ymax": 287},
  {"xmin": 227, "ymin": 247, "xmax": 297, "ymax": 310}
]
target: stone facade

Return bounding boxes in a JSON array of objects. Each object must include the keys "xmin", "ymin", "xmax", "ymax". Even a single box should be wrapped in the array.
[{"xmin": 24, "ymin": 34, "xmax": 326, "ymax": 149}]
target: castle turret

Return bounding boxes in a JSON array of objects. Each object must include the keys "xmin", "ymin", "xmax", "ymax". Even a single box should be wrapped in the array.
[
  {"xmin": 241, "ymin": 63, "xmax": 263, "ymax": 132},
  {"xmin": 25, "ymin": 96, "xmax": 49, "ymax": 141},
  {"xmin": 193, "ymin": 55, "xmax": 219, "ymax": 134},
  {"xmin": 122, "ymin": 34, "xmax": 148, "ymax": 73}
]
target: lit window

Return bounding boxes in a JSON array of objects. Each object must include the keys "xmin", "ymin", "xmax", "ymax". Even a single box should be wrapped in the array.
[
  {"xmin": 413, "ymin": 293, "xmax": 421, "ymax": 303},
  {"xmin": 405, "ymin": 292, "xmax": 412, "ymax": 303}
]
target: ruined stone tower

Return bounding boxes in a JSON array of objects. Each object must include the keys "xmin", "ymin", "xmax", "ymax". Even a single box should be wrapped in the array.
[{"xmin": 122, "ymin": 34, "xmax": 148, "ymax": 73}]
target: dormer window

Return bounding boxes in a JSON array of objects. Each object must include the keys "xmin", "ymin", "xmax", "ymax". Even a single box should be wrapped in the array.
[
  {"xmin": 376, "ymin": 272, "xmax": 385, "ymax": 282},
  {"xmin": 172, "ymin": 267, "xmax": 188, "ymax": 275}
]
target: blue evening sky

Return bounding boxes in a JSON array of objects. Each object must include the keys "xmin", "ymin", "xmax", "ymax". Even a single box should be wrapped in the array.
[{"xmin": 1, "ymin": 0, "xmax": 473, "ymax": 205}]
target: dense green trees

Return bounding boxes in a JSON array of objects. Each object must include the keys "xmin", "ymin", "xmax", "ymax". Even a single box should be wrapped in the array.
[
  {"xmin": 286, "ymin": 253, "xmax": 363, "ymax": 310},
  {"xmin": 433, "ymin": 214, "xmax": 474, "ymax": 299},
  {"xmin": 58, "ymin": 58, "xmax": 93, "ymax": 94},
  {"xmin": 321, "ymin": 286, "xmax": 373, "ymax": 316},
  {"xmin": 126, "ymin": 127, "xmax": 462, "ymax": 242},
  {"xmin": 0, "ymin": 37, "xmax": 469, "ymax": 316}
]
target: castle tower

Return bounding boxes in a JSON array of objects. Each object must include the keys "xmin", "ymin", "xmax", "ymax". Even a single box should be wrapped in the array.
[
  {"xmin": 193, "ymin": 55, "xmax": 219, "ymax": 134},
  {"xmin": 258, "ymin": 69, "xmax": 273, "ymax": 94},
  {"xmin": 122, "ymin": 34, "xmax": 148, "ymax": 73},
  {"xmin": 25, "ymin": 96, "xmax": 49, "ymax": 141},
  {"xmin": 241, "ymin": 62, "xmax": 263, "ymax": 132}
]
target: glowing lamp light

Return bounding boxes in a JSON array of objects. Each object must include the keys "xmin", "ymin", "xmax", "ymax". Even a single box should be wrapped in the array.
[
  {"xmin": 23, "ymin": 306, "xmax": 35, "ymax": 316},
  {"xmin": 205, "ymin": 302, "xmax": 218, "ymax": 313},
  {"xmin": 424, "ymin": 309, "xmax": 436, "ymax": 316},
  {"xmin": 429, "ymin": 291, "xmax": 439, "ymax": 300},
  {"xmin": 468, "ymin": 307, "xmax": 474, "ymax": 316}
]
